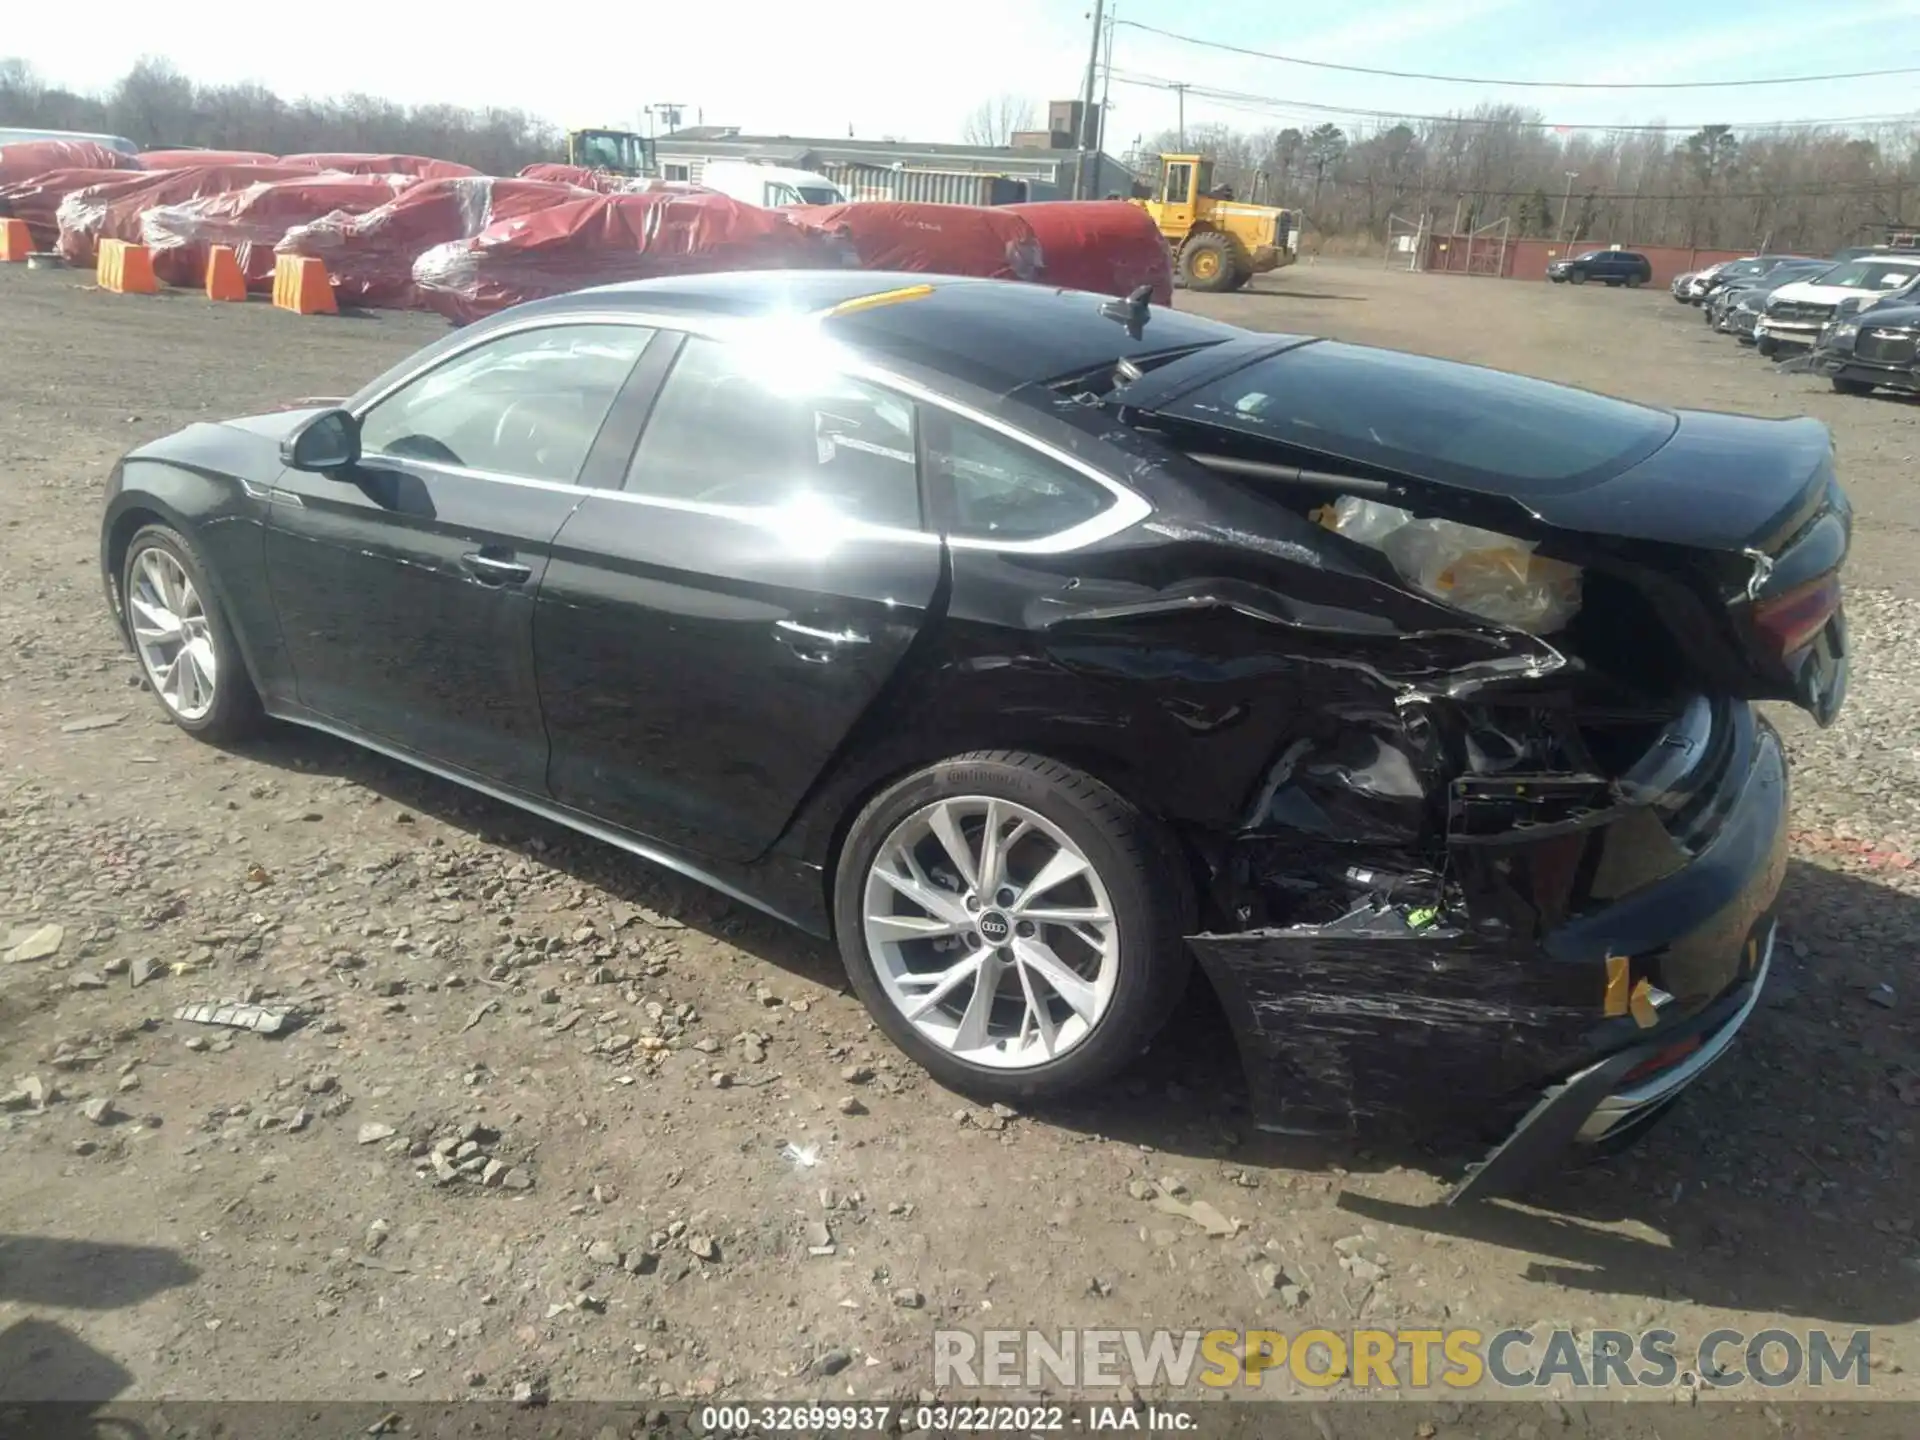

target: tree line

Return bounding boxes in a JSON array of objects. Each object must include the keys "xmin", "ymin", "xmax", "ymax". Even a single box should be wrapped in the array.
[
  {"xmin": 10, "ymin": 56, "xmax": 1918, "ymax": 255},
  {"xmin": 0, "ymin": 56, "xmax": 561, "ymax": 176},
  {"xmin": 1125, "ymin": 106, "xmax": 1920, "ymax": 254}
]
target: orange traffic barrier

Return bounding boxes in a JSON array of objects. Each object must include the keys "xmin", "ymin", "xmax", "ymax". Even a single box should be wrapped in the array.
[
  {"xmin": 97, "ymin": 238, "xmax": 158, "ymax": 295},
  {"xmin": 272, "ymin": 254, "xmax": 336, "ymax": 315},
  {"xmin": 0, "ymin": 217, "xmax": 31, "ymax": 262},
  {"xmin": 205, "ymin": 245, "xmax": 246, "ymax": 302}
]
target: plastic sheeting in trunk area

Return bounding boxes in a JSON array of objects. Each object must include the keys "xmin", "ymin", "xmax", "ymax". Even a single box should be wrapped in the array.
[
  {"xmin": 278, "ymin": 177, "xmax": 587, "ymax": 309},
  {"xmin": 409, "ymin": 191, "xmax": 842, "ymax": 324},
  {"xmin": 54, "ymin": 164, "xmax": 321, "ymax": 266},
  {"xmin": 787, "ymin": 201, "xmax": 1042, "ymax": 281},
  {"xmin": 0, "ymin": 140, "xmax": 141, "ymax": 189},
  {"xmin": 0, "ymin": 168, "xmax": 134, "ymax": 250},
  {"xmin": 140, "ymin": 175, "xmax": 420, "ymax": 290},
  {"xmin": 1005, "ymin": 200, "xmax": 1175, "ymax": 305}
]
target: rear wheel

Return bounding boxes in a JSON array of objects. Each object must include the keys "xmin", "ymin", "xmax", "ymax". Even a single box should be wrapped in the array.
[
  {"xmin": 1832, "ymin": 376, "xmax": 1877, "ymax": 396},
  {"xmin": 1627, "ymin": 274, "xmax": 1646, "ymax": 288},
  {"xmin": 833, "ymin": 752, "xmax": 1192, "ymax": 1102},
  {"xmin": 1178, "ymin": 233, "xmax": 1236, "ymax": 294}
]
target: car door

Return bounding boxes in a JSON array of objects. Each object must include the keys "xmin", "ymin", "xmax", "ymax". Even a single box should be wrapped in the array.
[
  {"xmin": 264, "ymin": 319, "xmax": 657, "ymax": 793},
  {"xmin": 534, "ymin": 331, "xmax": 944, "ymax": 863}
]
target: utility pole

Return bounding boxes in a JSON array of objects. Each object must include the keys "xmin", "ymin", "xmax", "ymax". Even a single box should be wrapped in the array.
[
  {"xmin": 1558, "ymin": 170, "xmax": 1578, "ymax": 242},
  {"xmin": 1171, "ymin": 82, "xmax": 1189, "ymax": 150},
  {"xmin": 1096, "ymin": 7, "xmax": 1116, "ymax": 192},
  {"xmin": 1074, "ymin": 0, "xmax": 1106, "ymax": 200},
  {"xmin": 648, "ymin": 103, "xmax": 686, "ymax": 137}
]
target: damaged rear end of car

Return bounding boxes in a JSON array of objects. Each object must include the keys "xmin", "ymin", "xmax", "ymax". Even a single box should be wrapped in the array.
[{"xmin": 1079, "ymin": 338, "xmax": 1850, "ymax": 1200}]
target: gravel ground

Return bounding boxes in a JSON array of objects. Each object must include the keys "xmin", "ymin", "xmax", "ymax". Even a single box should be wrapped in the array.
[{"xmin": 0, "ymin": 263, "xmax": 1915, "ymax": 1421}]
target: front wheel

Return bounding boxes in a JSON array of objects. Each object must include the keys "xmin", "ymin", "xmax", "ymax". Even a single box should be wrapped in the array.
[
  {"xmin": 1568, "ymin": 271, "xmax": 1587, "ymax": 285},
  {"xmin": 121, "ymin": 524, "xmax": 263, "ymax": 742},
  {"xmin": 833, "ymin": 752, "xmax": 1192, "ymax": 1101},
  {"xmin": 1757, "ymin": 334, "xmax": 1780, "ymax": 358},
  {"xmin": 1178, "ymin": 233, "xmax": 1236, "ymax": 293}
]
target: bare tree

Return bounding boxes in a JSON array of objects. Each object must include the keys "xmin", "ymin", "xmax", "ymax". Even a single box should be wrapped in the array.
[{"xmin": 962, "ymin": 94, "xmax": 1036, "ymax": 148}]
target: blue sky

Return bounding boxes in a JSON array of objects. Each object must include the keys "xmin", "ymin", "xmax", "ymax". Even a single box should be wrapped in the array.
[{"xmin": 8, "ymin": 0, "xmax": 1919, "ymax": 145}]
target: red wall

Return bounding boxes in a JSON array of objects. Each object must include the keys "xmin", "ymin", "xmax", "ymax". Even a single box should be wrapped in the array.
[{"xmin": 1421, "ymin": 234, "xmax": 1755, "ymax": 286}]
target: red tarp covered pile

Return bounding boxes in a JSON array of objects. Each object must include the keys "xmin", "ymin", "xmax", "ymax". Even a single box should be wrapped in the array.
[
  {"xmin": 516, "ymin": 163, "xmax": 627, "ymax": 193},
  {"xmin": 280, "ymin": 152, "xmax": 480, "ymax": 180},
  {"xmin": 278, "ymin": 176, "xmax": 585, "ymax": 309},
  {"xmin": 0, "ymin": 168, "xmax": 136, "ymax": 249},
  {"xmin": 788, "ymin": 201, "xmax": 1042, "ymax": 281},
  {"xmin": 411, "ymin": 190, "xmax": 839, "ymax": 323},
  {"xmin": 55, "ymin": 164, "xmax": 319, "ymax": 265},
  {"xmin": 139, "ymin": 148, "xmax": 280, "ymax": 168},
  {"xmin": 0, "ymin": 140, "xmax": 141, "ymax": 189},
  {"xmin": 141, "ymin": 174, "xmax": 420, "ymax": 289},
  {"xmin": 1005, "ymin": 201, "xmax": 1174, "ymax": 305}
]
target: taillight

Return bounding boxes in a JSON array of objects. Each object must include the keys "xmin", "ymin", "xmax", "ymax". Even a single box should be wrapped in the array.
[{"xmin": 1754, "ymin": 572, "xmax": 1841, "ymax": 657}]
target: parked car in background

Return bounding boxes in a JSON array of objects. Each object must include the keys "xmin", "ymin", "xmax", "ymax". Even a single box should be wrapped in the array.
[
  {"xmin": 0, "ymin": 125, "xmax": 140, "ymax": 155},
  {"xmin": 1809, "ymin": 295, "xmax": 1920, "ymax": 395},
  {"xmin": 1809, "ymin": 301, "xmax": 1920, "ymax": 394},
  {"xmin": 1756, "ymin": 254, "xmax": 1920, "ymax": 355},
  {"xmin": 1711, "ymin": 259, "xmax": 1836, "ymax": 337},
  {"xmin": 1547, "ymin": 249, "xmax": 1653, "ymax": 286},
  {"xmin": 1673, "ymin": 262, "xmax": 1728, "ymax": 303},
  {"xmin": 97, "ymin": 270, "xmax": 1849, "ymax": 1201},
  {"xmin": 1674, "ymin": 263, "xmax": 1735, "ymax": 301},
  {"xmin": 1697, "ymin": 254, "xmax": 1818, "ymax": 310},
  {"xmin": 699, "ymin": 161, "xmax": 848, "ymax": 208}
]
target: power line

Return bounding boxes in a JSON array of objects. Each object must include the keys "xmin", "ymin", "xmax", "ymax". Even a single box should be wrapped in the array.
[
  {"xmin": 1116, "ymin": 19, "xmax": 1920, "ymax": 90},
  {"xmin": 1106, "ymin": 69, "xmax": 1920, "ymax": 134}
]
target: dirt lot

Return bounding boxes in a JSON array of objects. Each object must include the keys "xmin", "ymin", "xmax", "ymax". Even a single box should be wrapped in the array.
[{"xmin": 1, "ymin": 261, "xmax": 1916, "ymax": 1421}]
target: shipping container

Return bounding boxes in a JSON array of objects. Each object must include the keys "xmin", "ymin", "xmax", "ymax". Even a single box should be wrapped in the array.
[{"xmin": 819, "ymin": 163, "xmax": 1039, "ymax": 207}]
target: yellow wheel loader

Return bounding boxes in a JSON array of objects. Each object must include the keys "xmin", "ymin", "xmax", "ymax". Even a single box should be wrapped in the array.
[
  {"xmin": 1132, "ymin": 154, "xmax": 1298, "ymax": 294},
  {"xmin": 566, "ymin": 128, "xmax": 656, "ymax": 178}
]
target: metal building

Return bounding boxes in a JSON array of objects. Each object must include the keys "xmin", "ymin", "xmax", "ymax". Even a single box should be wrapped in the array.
[{"xmin": 652, "ymin": 122, "xmax": 1136, "ymax": 204}]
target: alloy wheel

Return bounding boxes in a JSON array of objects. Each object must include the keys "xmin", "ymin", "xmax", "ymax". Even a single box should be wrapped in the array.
[
  {"xmin": 861, "ymin": 796, "xmax": 1119, "ymax": 1070},
  {"xmin": 128, "ymin": 547, "xmax": 219, "ymax": 722}
]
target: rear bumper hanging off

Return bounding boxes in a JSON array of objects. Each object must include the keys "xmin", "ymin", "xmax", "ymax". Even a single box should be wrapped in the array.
[{"xmin": 1446, "ymin": 919, "xmax": 1775, "ymax": 1204}]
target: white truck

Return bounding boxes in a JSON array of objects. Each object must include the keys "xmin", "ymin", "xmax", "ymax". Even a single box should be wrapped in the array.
[{"xmin": 694, "ymin": 161, "xmax": 847, "ymax": 208}]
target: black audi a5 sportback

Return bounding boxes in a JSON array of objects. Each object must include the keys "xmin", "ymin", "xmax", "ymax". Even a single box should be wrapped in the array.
[{"xmin": 100, "ymin": 272, "xmax": 1851, "ymax": 1200}]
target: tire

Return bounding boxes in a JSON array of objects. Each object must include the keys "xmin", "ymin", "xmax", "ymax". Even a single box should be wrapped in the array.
[
  {"xmin": 833, "ymin": 751, "xmax": 1193, "ymax": 1102},
  {"xmin": 1178, "ymin": 233, "xmax": 1236, "ymax": 294},
  {"xmin": 1628, "ymin": 274, "xmax": 1646, "ymax": 288},
  {"xmin": 1832, "ymin": 376, "xmax": 1877, "ymax": 396},
  {"xmin": 120, "ymin": 523, "xmax": 263, "ymax": 742},
  {"xmin": 1568, "ymin": 270, "xmax": 1587, "ymax": 285},
  {"xmin": 1757, "ymin": 334, "xmax": 1779, "ymax": 358}
]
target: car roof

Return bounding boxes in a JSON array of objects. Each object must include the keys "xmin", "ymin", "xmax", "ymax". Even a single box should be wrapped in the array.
[{"xmin": 530, "ymin": 271, "xmax": 1253, "ymax": 394}]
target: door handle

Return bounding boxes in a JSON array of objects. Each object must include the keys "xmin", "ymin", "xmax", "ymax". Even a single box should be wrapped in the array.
[
  {"xmin": 461, "ymin": 550, "xmax": 532, "ymax": 586},
  {"xmin": 774, "ymin": 619, "xmax": 870, "ymax": 662}
]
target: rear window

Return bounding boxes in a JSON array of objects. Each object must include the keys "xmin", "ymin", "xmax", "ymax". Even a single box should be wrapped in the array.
[{"xmin": 1164, "ymin": 341, "xmax": 1678, "ymax": 497}]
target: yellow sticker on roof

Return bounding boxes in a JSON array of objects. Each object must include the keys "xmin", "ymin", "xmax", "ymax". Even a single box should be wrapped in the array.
[{"xmin": 819, "ymin": 284, "xmax": 936, "ymax": 319}]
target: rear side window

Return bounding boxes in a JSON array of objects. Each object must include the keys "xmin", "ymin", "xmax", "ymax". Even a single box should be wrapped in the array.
[
  {"xmin": 1166, "ymin": 341, "xmax": 1677, "ymax": 497},
  {"xmin": 931, "ymin": 414, "xmax": 1114, "ymax": 543},
  {"xmin": 624, "ymin": 336, "xmax": 921, "ymax": 530}
]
